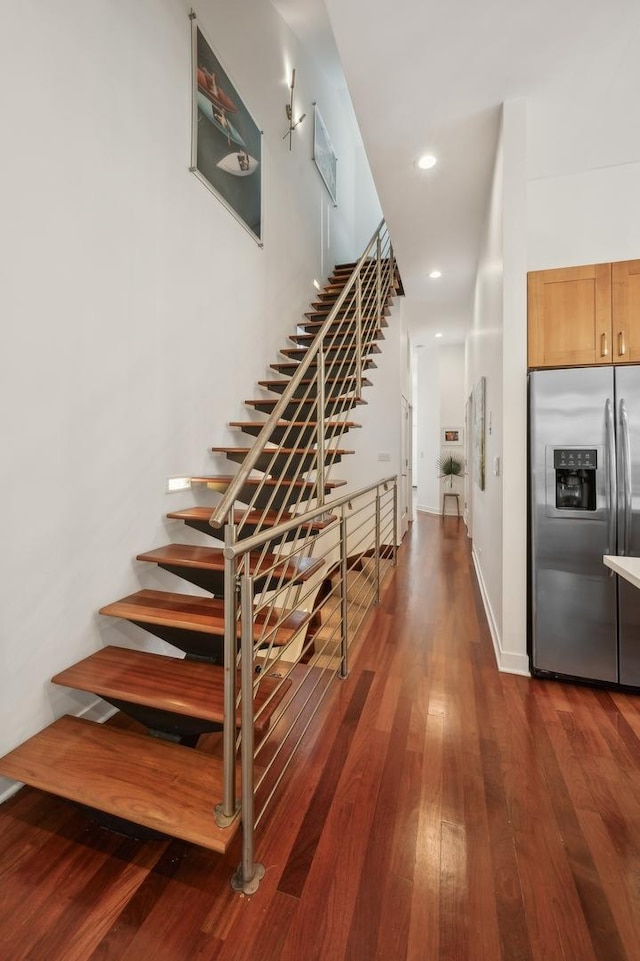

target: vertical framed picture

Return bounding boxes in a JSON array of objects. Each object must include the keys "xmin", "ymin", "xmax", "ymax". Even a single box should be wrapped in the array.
[
  {"xmin": 190, "ymin": 14, "xmax": 263, "ymax": 243},
  {"xmin": 313, "ymin": 104, "xmax": 337, "ymax": 206},
  {"xmin": 472, "ymin": 377, "xmax": 486, "ymax": 490}
]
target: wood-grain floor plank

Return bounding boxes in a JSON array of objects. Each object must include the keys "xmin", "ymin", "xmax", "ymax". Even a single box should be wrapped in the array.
[
  {"xmin": 24, "ymin": 838, "xmax": 164, "ymax": 961},
  {"xmin": 277, "ymin": 669, "xmax": 375, "ymax": 899},
  {"xmin": 405, "ymin": 710, "xmax": 444, "ymax": 961},
  {"xmin": 524, "ymin": 695, "xmax": 628, "ymax": 961},
  {"xmin": 85, "ymin": 842, "xmax": 188, "ymax": 961},
  {"xmin": 279, "ymin": 727, "xmax": 390, "ymax": 961},
  {"xmin": 343, "ymin": 694, "xmax": 413, "ymax": 960}
]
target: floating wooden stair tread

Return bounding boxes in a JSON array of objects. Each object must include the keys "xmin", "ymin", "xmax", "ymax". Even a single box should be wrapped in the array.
[
  {"xmin": 304, "ymin": 303, "xmax": 390, "ymax": 315},
  {"xmin": 301, "ymin": 316, "xmax": 390, "ymax": 330},
  {"xmin": 210, "ymin": 446, "xmax": 354, "ymax": 457},
  {"xmin": 310, "ymin": 288, "xmax": 388, "ymax": 300},
  {"xmin": 280, "ymin": 343, "xmax": 381, "ymax": 359},
  {"xmin": 136, "ymin": 543, "xmax": 323, "ymax": 583},
  {"xmin": 270, "ymin": 360, "xmax": 376, "ymax": 375},
  {"xmin": 52, "ymin": 646, "xmax": 288, "ymax": 734},
  {"xmin": 0, "ymin": 715, "xmax": 236, "ymax": 852},
  {"xmin": 258, "ymin": 374, "xmax": 371, "ymax": 390},
  {"xmin": 190, "ymin": 475, "xmax": 347, "ymax": 491},
  {"xmin": 329, "ymin": 272, "xmax": 389, "ymax": 284},
  {"xmin": 290, "ymin": 331, "xmax": 384, "ymax": 345},
  {"xmin": 100, "ymin": 589, "xmax": 310, "ymax": 646},
  {"xmin": 302, "ymin": 315, "xmax": 390, "ymax": 329},
  {"xmin": 167, "ymin": 505, "xmax": 338, "ymax": 532},
  {"xmin": 229, "ymin": 419, "xmax": 362, "ymax": 431},
  {"xmin": 244, "ymin": 397, "xmax": 367, "ymax": 410},
  {"xmin": 315, "ymin": 285, "xmax": 378, "ymax": 298}
]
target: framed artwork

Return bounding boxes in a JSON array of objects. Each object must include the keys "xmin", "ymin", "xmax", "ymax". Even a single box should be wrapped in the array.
[
  {"xmin": 313, "ymin": 104, "xmax": 337, "ymax": 206},
  {"xmin": 472, "ymin": 377, "xmax": 486, "ymax": 490},
  {"xmin": 442, "ymin": 427, "xmax": 463, "ymax": 446},
  {"xmin": 190, "ymin": 14, "xmax": 263, "ymax": 243}
]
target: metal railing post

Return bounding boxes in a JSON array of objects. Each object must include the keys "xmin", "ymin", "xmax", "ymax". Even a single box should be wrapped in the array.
[
  {"xmin": 216, "ymin": 522, "xmax": 238, "ymax": 827},
  {"xmin": 356, "ymin": 274, "xmax": 362, "ymax": 400},
  {"xmin": 231, "ymin": 573, "xmax": 265, "ymax": 894},
  {"xmin": 393, "ymin": 479, "xmax": 398, "ymax": 566},
  {"xmin": 339, "ymin": 506, "xmax": 349, "ymax": 679},
  {"xmin": 389, "ymin": 243, "xmax": 395, "ymax": 298},
  {"xmin": 376, "ymin": 233, "xmax": 382, "ymax": 324},
  {"xmin": 375, "ymin": 490, "xmax": 381, "ymax": 604},
  {"xmin": 317, "ymin": 351, "xmax": 326, "ymax": 507}
]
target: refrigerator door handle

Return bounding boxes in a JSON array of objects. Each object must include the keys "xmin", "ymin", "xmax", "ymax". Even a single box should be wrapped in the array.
[
  {"xmin": 606, "ymin": 398, "xmax": 617, "ymax": 566},
  {"xmin": 619, "ymin": 398, "xmax": 632, "ymax": 556}
]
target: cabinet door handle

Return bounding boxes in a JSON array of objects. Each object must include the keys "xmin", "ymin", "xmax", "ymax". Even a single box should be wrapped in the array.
[
  {"xmin": 619, "ymin": 331, "xmax": 627, "ymax": 357},
  {"xmin": 601, "ymin": 332, "xmax": 609, "ymax": 357}
]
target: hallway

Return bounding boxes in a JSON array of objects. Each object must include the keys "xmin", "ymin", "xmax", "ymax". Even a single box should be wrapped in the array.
[{"xmin": 2, "ymin": 513, "xmax": 640, "ymax": 960}]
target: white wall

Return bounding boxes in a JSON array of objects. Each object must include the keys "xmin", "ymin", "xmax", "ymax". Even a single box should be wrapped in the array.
[
  {"xmin": 526, "ymin": 29, "xmax": 640, "ymax": 270},
  {"xmin": 465, "ymin": 99, "xmax": 529, "ymax": 676},
  {"xmin": 415, "ymin": 344, "xmax": 465, "ymax": 514},
  {"xmin": 528, "ymin": 161, "xmax": 640, "ymax": 270},
  {"xmin": 0, "ymin": 0, "xmax": 382, "ymax": 796},
  {"xmin": 416, "ymin": 347, "xmax": 440, "ymax": 513},
  {"xmin": 466, "ymin": 123, "xmax": 505, "ymax": 647},
  {"xmin": 500, "ymin": 100, "xmax": 529, "ymax": 675}
]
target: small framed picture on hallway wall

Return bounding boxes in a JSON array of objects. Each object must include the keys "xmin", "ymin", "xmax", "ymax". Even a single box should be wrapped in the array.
[{"xmin": 442, "ymin": 426, "xmax": 463, "ymax": 446}]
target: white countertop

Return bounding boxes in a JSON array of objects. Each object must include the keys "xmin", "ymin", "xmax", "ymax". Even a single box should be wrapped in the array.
[{"xmin": 603, "ymin": 555, "xmax": 640, "ymax": 590}]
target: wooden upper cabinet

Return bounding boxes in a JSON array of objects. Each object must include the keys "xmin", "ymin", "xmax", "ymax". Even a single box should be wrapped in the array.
[
  {"xmin": 528, "ymin": 263, "xmax": 612, "ymax": 369},
  {"xmin": 612, "ymin": 260, "xmax": 640, "ymax": 363}
]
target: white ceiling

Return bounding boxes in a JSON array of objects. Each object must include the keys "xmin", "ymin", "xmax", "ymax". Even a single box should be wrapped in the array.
[{"xmin": 274, "ymin": 0, "xmax": 640, "ymax": 346}]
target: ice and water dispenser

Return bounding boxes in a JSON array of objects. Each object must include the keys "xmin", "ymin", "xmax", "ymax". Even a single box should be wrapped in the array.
[{"xmin": 553, "ymin": 449, "xmax": 597, "ymax": 511}]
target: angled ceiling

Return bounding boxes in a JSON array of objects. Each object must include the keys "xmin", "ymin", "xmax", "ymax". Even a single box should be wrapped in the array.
[{"xmin": 275, "ymin": 0, "xmax": 640, "ymax": 345}]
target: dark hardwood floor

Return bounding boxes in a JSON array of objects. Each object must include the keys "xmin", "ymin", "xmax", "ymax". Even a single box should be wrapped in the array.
[{"xmin": 2, "ymin": 512, "xmax": 640, "ymax": 960}]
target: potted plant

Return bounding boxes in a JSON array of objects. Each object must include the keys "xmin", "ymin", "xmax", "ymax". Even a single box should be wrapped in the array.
[{"xmin": 436, "ymin": 453, "xmax": 465, "ymax": 488}]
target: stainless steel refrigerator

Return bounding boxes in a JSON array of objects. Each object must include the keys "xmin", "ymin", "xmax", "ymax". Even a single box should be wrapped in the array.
[{"xmin": 530, "ymin": 365, "xmax": 640, "ymax": 686}]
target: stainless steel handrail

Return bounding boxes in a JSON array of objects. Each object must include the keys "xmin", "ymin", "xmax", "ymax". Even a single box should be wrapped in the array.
[{"xmin": 209, "ymin": 218, "xmax": 387, "ymax": 529}]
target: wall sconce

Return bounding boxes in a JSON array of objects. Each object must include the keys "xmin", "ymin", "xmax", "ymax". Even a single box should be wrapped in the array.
[{"xmin": 284, "ymin": 68, "xmax": 305, "ymax": 150}]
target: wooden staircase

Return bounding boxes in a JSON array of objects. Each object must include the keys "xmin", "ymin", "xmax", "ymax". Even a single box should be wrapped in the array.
[{"xmin": 0, "ymin": 245, "xmax": 397, "ymax": 860}]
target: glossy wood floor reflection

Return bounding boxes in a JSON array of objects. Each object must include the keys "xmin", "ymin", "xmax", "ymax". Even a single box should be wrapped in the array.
[{"xmin": 3, "ymin": 513, "xmax": 640, "ymax": 960}]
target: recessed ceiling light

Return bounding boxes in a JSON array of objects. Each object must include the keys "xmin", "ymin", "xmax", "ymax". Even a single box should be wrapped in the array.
[
  {"xmin": 417, "ymin": 154, "xmax": 437, "ymax": 170},
  {"xmin": 435, "ymin": 332, "xmax": 443, "ymax": 339},
  {"xmin": 429, "ymin": 270, "xmax": 442, "ymax": 279}
]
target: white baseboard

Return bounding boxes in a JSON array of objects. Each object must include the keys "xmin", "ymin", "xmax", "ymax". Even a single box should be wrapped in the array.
[
  {"xmin": 0, "ymin": 698, "xmax": 118, "ymax": 805},
  {"xmin": 417, "ymin": 505, "xmax": 464, "ymax": 518},
  {"xmin": 472, "ymin": 549, "xmax": 530, "ymax": 677},
  {"xmin": 77, "ymin": 698, "xmax": 118, "ymax": 724},
  {"xmin": 0, "ymin": 780, "xmax": 23, "ymax": 804}
]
